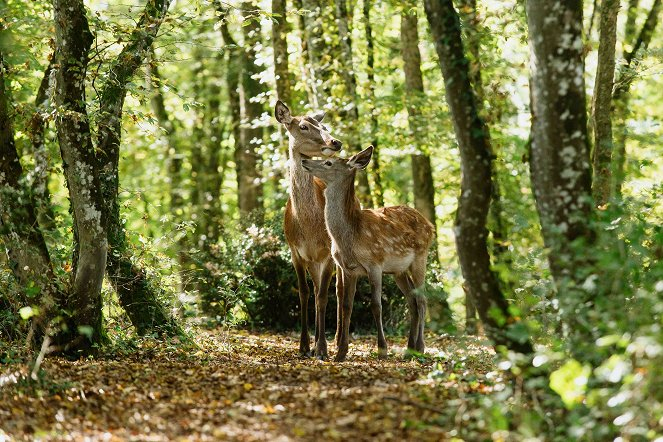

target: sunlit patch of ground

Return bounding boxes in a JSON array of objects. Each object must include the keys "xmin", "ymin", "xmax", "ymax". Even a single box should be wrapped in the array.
[{"xmin": 0, "ymin": 330, "xmax": 496, "ymax": 441}]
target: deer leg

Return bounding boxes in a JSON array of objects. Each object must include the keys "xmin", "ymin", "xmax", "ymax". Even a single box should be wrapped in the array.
[
  {"xmin": 293, "ymin": 257, "xmax": 310, "ymax": 356},
  {"xmin": 395, "ymin": 273, "xmax": 418, "ymax": 352},
  {"xmin": 335, "ymin": 264, "xmax": 344, "ymax": 347},
  {"xmin": 410, "ymin": 256, "xmax": 428, "ymax": 353},
  {"xmin": 310, "ymin": 264, "xmax": 321, "ymax": 350},
  {"xmin": 335, "ymin": 269, "xmax": 357, "ymax": 362},
  {"xmin": 367, "ymin": 267, "xmax": 388, "ymax": 359},
  {"xmin": 314, "ymin": 261, "xmax": 333, "ymax": 359}
]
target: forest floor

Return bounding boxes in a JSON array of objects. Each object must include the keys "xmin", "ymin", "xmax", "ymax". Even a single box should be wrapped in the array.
[{"xmin": 0, "ymin": 329, "xmax": 498, "ymax": 441}]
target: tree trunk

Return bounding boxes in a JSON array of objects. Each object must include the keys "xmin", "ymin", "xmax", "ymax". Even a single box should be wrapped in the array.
[
  {"xmin": 238, "ymin": 2, "xmax": 264, "ymax": 219},
  {"xmin": 526, "ymin": 0, "xmax": 600, "ymax": 359},
  {"xmin": 590, "ymin": 0, "xmax": 619, "ymax": 206},
  {"xmin": 424, "ymin": 0, "xmax": 531, "ymax": 353},
  {"xmin": 0, "ymin": 52, "xmax": 62, "ymax": 342},
  {"xmin": 96, "ymin": 0, "xmax": 180, "ymax": 336},
  {"xmin": 27, "ymin": 61, "xmax": 57, "ymax": 233},
  {"xmin": 203, "ymin": 55, "xmax": 225, "ymax": 245},
  {"xmin": 400, "ymin": 6, "xmax": 438, "ymax": 253},
  {"xmin": 363, "ymin": 0, "xmax": 384, "ymax": 207},
  {"xmin": 146, "ymin": 50, "xmax": 192, "ymax": 287},
  {"xmin": 335, "ymin": 0, "xmax": 371, "ymax": 207},
  {"xmin": 612, "ymin": 0, "xmax": 661, "ymax": 197},
  {"xmin": 457, "ymin": 0, "xmax": 509, "ymax": 334},
  {"xmin": 272, "ymin": 0, "xmax": 291, "ymax": 105},
  {"xmin": 147, "ymin": 51, "xmax": 183, "ymax": 220},
  {"xmin": 272, "ymin": 0, "xmax": 291, "ymax": 197},
  {"xmin": 300, "ymin": 0, "xmax": 333, "ymax": 107},
  {"xmin": 218, "ymin": 13, "xmax": 243, "ymax": 225},
  {"xmin": 53, "ymin": 0, "xmax": 107, "ymax": 351}
]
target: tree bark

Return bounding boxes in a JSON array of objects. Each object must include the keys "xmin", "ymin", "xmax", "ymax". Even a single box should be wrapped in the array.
[
  {"xmin": 400, "ymin": 6, "xmax": 438, "ymax": 251},
  {"xmin": 272, "ymin": 0, "xmax": 291, "ymax": 194},
  {"xmin": 202, "ymin": 54, "xmax": 225, "ymax": 245},
  {"xmin": 363, "ymin": 0, "xmax": 384, "ymax": 208},
  {"xmin": 147, "ymin": 50, "xmax": 183, "ymax": 218},
  {"xmin": 424, "ymin": 0, "xmax": 531, "ymax": 353},
  {"xmin": 96, "ymin": 0, "xmax": 180, "ymax": 336},
  {"xmin": 612, "ymin": 0, "xmax": 661, "ymax": 197},
  {"xmin": 457, "ymin": 0, "xmax": 509, "ymax": 334},
  {"xmin": 238, "ymin": 2, "xmax": 264, "ymax": 219},
  {"xmin": 272, "ymin": 0, "xmax": 292, "ymax": 105},
  {"xmin": 218, "ymin": 9, "xmax": 243, "ymax": 219},
  {"xmin": 0, "ymin": 52, "xmax": 61, "ymax": 339},
  {"xmin": 27, "ymin": 60, "xmax": 57, "ymax": 233},
  {"xmin": 300, "ymin": 0, "xmax": 333, "ymax": 107},
  {"xmin": 53, "ymin": 0, "xmax": 107, "ymax": 351},
  {"xmin": 590, "ymin": 0, "xmax": 619, "ymax": 206},
  {"xmin": 526, "ymin": 0, "xmax": 600, "ymax": 358},
  {"xmin": 335, "ymin": 0, "xmax": 372, "ymax": 208}
]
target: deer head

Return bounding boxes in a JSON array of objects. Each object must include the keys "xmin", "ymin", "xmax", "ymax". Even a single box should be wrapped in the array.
[
  {"xmin": 301, "ymin": 145, "xmax": 373, "ymax": 184},
  {"xmin": 275, "ymin": 100, "xmax": 343, "ymax": 157}
]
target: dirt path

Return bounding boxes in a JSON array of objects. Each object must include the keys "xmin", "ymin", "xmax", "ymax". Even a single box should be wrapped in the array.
[{"xmin": 1, "ymin": 330, "xmax": 496, "ymax": 441}]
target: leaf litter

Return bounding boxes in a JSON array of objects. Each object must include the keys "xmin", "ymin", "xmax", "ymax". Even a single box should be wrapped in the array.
[{"xmin": 0, "ymin": 330, "xmax": 497, "ymax": 441}]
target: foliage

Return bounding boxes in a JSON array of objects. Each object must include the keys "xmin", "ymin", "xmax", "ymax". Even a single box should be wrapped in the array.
[
  {"xmin": 192, "ymin": 214, "xmax": 412, "ymax": 333},
  {"xmin": 0, "ymin": 0, "xmax": 662, "ymax": 439}
]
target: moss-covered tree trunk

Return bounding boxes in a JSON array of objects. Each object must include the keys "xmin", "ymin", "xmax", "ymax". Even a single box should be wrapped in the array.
[
  {"xmin": 526, "ymin": 0, "xmax": 601, "ymax": 360},
  {"xmin": 612, "ymin": 0, "xmax": 661, "ymax": 198},
  {"xmin": 590, "ymin": 0, "xmax": 619, "ymax": 206},
  {"xmin": 457, "ymin": 0, "xmax": 509, "ymax": 335},
  {"xmin": 96, "ymin": 0, "xmax": 180, "ymax": 336},
  {"xmin": 0, "ymin": 51, "xmax": 62, "ymax": 343},
  {"xmin": 53, "ymin": 0, "xmax": 107, "ymax": 352},
  {"xmin": 27, "ymin": 61, "xmax": 57, "ymax": 233},
  {"xmin": 424, "ymin": 0, "xmax": 532, "ymax": 354}
]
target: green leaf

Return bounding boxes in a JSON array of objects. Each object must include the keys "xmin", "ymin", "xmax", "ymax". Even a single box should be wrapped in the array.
[
  {"xmin": 549, "ymin": 359, "xmax": 591, "ymax": 409},
  {"xmin": 19, "ymin": 306, "xmax": 38, "ymax": 320}
]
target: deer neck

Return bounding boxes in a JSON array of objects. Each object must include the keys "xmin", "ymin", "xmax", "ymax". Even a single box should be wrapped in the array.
[
  {"xmin": 288, "ymin": 140, "xmax": 320, "ymax": 215},
  {"xmin": 323, "ymin": 172, "xmax": 360, "ymax": 261}
]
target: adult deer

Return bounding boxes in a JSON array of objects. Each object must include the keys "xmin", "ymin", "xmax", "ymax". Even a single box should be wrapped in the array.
[
  {"xmin": 302, "ymin": 146, "xmax": 434, "ymax": 361},
  {"xmin": 275, "ymin": 100, "xmax": 342, "ymax": 359}
]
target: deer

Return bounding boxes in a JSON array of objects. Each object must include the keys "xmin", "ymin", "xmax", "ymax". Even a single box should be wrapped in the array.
[
  {"xmin": 274, "ymin": 100, "xmax": 344, "ymax": 359},
  {"xmin": 301, "ymin": 145, "xmax": 434, "ymax": 362}
]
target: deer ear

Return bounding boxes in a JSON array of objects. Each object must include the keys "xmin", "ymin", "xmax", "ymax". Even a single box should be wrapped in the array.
[
  {"xmin": 275, "ymin": 100, "xmax": 292, "ymax": 124},
  {"xmin": 312, "ymin": 111, "xmax": 326, "ymax": 123},
  {"xmin": 348, "ymin": 145, "xmax": 374, "ymax": 170}
]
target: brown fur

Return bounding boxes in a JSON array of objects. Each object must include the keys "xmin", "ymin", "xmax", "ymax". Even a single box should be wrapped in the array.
[
  {"xmin": 276, "ymin": 100, "xmax": 342, "ymax": 359},
  {"xmin": 302, "ymin": 146, "xmax": 434, "ymax": 361}
]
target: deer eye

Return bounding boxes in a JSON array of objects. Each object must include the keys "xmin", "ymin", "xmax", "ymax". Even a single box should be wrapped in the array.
[
  {"xmin": 299, "ymin": 124, "xmax": 308, "ymax": 131},
  {"xmin": 323, "ymin": 160, "xmax": 332, "ymax": 167}
]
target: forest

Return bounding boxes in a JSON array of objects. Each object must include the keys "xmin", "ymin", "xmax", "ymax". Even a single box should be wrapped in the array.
[{"xmin": 0, "ymin": 0, "xmax": 662, "ymax": 439}]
